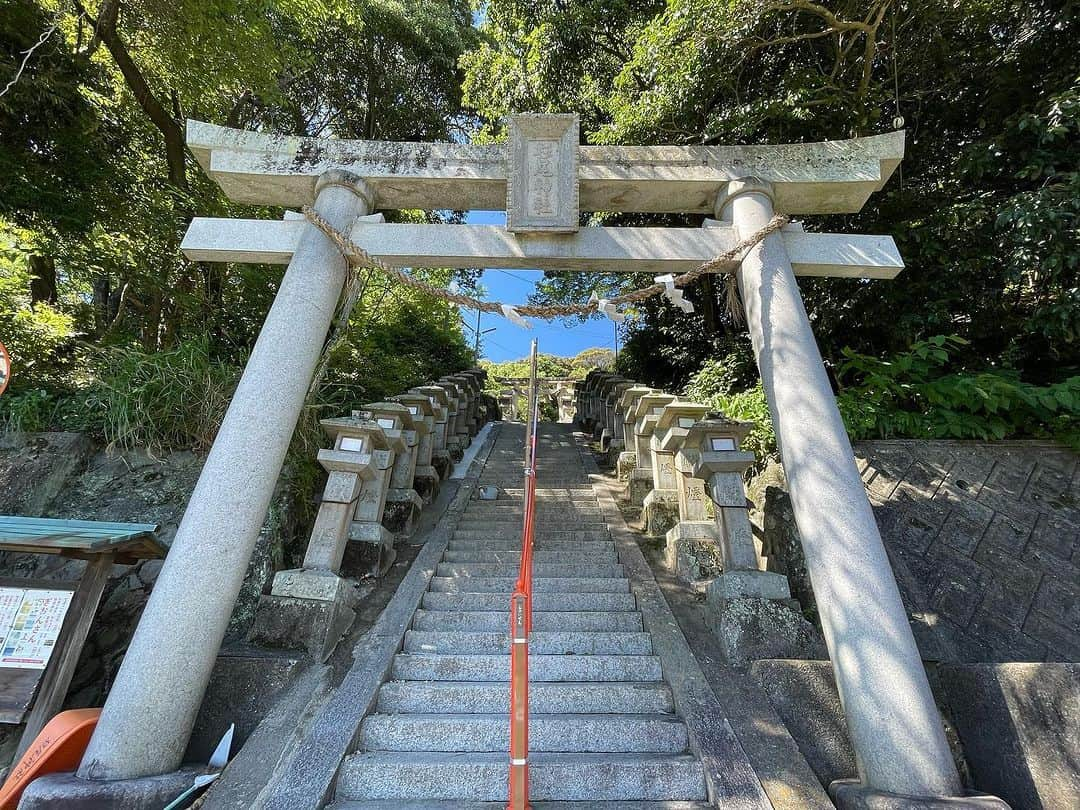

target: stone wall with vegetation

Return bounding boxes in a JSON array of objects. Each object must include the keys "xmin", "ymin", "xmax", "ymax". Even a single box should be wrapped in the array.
[{"xmin": 0, "ymin": 431, "xmax": 311, "ymax": 766}]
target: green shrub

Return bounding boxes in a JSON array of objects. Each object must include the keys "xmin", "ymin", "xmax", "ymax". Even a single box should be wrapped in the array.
[
  {"xmin": 682, "ymin": 360, "xmax": 777, "ymax": 464},
  {"xmin": 0, "ymin": 388, "xmax": 57, "ymax": 434},
  {"xmin": 0, "ymin": 232, "xmax": 76, "ymax": 388},
  {"xmin": 836, "ymin": 336, "xmax": 1079, "ymax": 448}
]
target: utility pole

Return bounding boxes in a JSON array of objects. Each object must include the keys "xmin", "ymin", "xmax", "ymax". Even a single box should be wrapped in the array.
[
  {"xmin": 614, "ymin": 320, "xmax": 619, "ymax": 364},
  {"xmin": 475, "ymin": 308, "xmax": 482, "ymax": 358},
  {"xmin": 464, "ymin": 308, "xmax": 496, "ymax": 361}
]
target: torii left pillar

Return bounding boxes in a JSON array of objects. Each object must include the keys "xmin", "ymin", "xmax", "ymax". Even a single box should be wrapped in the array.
[{"xmin": 77, "ymin": 171, "xmax": 374, "ymax": 782}]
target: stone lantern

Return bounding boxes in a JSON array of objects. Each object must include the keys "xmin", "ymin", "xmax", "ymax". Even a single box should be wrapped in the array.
[
  {"xmin": 628, "ymin": 392, "xmax": 676, "ymax": 507},
  {"xmin": 613, "ymin": 385, "xmax": 654, "ymax": 482},
  {"xmin": 410, "ymin": 384, "xmax": 453, "ymax": 481},
  {"xmin": 361, "ymin": 402, "xmax": 423, "ymax": 538},
  {"xmin": 659, "ymin": 417, "xmax": 725, "ymax": 582},
  {"xmin": 333, "ymin": 414, "xmax": 406, "ymax": 576},
  {"xmin": 600, "ymin": 378, "xmax": 635, "ymax": 452},
  {"xmin": 392, "ymin": 392, "xmax": 439, "ymax": 503},
  {"xmin": 435, "ymin": 380, "xmax": 466, "ymax": 459},
  {"xmin": 646, "ymin": 401, "xmax": 711, "ymax": 536},
  {"xmin": 440, "ymin": 376, "xmax": 474, "ymax": 446},
  {"xmin": 592, "ymin": 374, "xmax": 624, "ymax": 444},
  {"xmin": 253, "ymin": 415, "xmax": 388, "ymax": 660},
  {"xmin": 688, "ymin": 418, "xmax": 808, "ymax": 660}
]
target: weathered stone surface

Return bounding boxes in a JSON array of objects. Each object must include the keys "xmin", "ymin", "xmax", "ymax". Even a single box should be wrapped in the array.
[
  {"xmin": 185, "ymin": 119, "xmax": 905, "ymax": 215},
  {"xmin": 937, "ymin": 663, "xmax": 1080, "ymax": 810},
  {"xmin": 829, "ymin": 779, "xmax": 1010, "ymax": 809},
  {"xmin": 383, "ymin": 490, "xmax": 422, "ymax": 537},
  {"xmin": 752, "ymin": 440, "xmax": 1080, "ymax": 663},
  {"xmin": 707, "ymin": 598, "xmax": 826, "ymax": 664},
  {"xmin": 18, "ymin": 766, "xmax": 207, "ymax": 810},
  {"xmin": 665, "ymin": 522, "xmax": 723, "ymax": 582},
  {"xmin": 707, "ymin": 570, "xmax": 792, "ymax": 602},
  {"xmin": 247, "ymin": 589, "xmax": 364, "ymax": 662},
  {"xmin": 749, "ymin": 659, "xmax": 859, "ymax": 787},
  {"xmin": 642, "ymin": 491, "xmax": 679, "ymax": 537},
  {"xmin": 0, "ymin": 432, "xmax": 92, "ymax": 515},
  {"xmin": 187, "ymin": 649, "xmax": 304, "ymax": 763},
  {"xmin": 758, "ymin": 485, "xmax": 815, "ymax": 615}
]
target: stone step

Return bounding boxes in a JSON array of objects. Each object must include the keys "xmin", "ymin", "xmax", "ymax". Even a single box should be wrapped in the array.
[
  {"xmin": 358, "ymin": 713, "xmax": 688, "ymax": 753},
  {"xmin": 457, "ymin": 518, "xmax": 608, "ymax": 529},
  {"xmin": 493, "ymin": 489, "xmax": 595, "ymax": 499},
  {"xmin": 420, "ymin": 592, "xmax": 638, "ymax": 612},
  {"xmin": 375, "ymin": 681, "xmax": 673, "ymax": 715},
  {"xmin": 330, "ymin": 801, "xmax": 711, "ymax": 809},
  {"xmin": 452, "ymin": 529, "xmax": 610, "ymax": 542},
  {"xmin": 428, "ymin": 577, "xmax": 630, "ymax": 594},
  {"xmin": 391, "ymin": 654, "xmax": 662, "ymax": 682},
  {"xmin": 448, "ymin": 538, "xmax": 614, "ymax": 552},
  {"xmin": 412, "ymin": 610, "xmax": 641, "ymax": 632},
  {"xmin": 442, "ymin": 548, "xmax": 617, "ymax": 564},
  {"xmin": 335, "ymin": 752, "xmax": 706, "ymax": 802},
  {"xmin": 435, "ymin": 563, "xmax": 624, "ymax": 579},
  {"xmin": 403, "ymin": 630, "xmax": 652, "ymax": 656},
  {"xmin": 466, "ymin": 504, "xmax": 600, "ymax": 514}
]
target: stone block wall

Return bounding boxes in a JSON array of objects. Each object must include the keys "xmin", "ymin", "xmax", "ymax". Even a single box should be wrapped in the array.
[{"xmin": 756, "ymin": 440, "xmax": 1079, "ymax": 663}]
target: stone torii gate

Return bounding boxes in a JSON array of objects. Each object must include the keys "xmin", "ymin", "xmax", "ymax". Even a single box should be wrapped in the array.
[
  {"xmin": 73, "ymin": 114, "xmax": 978, "ymax": 807},
  {"xmin": 496, "ymin": 377, "xmax": 577, "ymax": 422}
]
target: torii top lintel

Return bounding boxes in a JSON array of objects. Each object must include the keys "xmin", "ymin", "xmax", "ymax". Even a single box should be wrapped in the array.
[{"xmin": 187, "ymin": 115, "xmax": 904, "ymax": 219}]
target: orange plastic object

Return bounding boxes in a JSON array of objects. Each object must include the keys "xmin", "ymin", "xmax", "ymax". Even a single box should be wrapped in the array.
[{"xmin": 0, "ymin": 708, "xmax": 100, "ymax": 809}]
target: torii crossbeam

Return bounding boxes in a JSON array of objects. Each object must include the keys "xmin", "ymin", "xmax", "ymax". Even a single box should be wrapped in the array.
[{"xmin": 77, "ymin": 115, "xmax": 977, "ymax": 809}]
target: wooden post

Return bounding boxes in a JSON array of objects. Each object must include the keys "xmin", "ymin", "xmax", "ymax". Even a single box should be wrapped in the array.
[{"xmin": 16, "ymin": 553, "xmax": 114, "ymax": 758}]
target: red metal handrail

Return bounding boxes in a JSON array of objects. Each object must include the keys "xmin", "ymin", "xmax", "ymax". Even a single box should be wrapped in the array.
[{"xmin": 508, "ymin": 340, "xmax": 539, "ymax": 810}]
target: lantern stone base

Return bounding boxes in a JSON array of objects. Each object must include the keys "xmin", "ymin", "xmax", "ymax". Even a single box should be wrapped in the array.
[
  {"xmin": 445, "ymin": 438, "xmax": 466, "ymax": 463},
  {"xmin": 665, "ymin": 521, "xmax": 723, "ymax": 583},
  {"xmin": 616, "ymin": 451, "xmax": 637, "ymax": 482},
  {"xmin": 829, "ymin": 779, "xmax": 1010, "ymax": 810},
  {"xmin": 705, "ymin": 571, "xmax": 826, "ymax": 665},
  {"xmin": 413, "ymin": 465, "xmax": 440, "ymax": 504},
  {"xmin": 18, "ymin": 765, "xmax": 208, "ymax": 810},
  {"xmin": 249, "ymin": 570, "xmax": 363, "ymax": 661},
  {"xmin": 627, "ymin": 468, "xmax": 653, "ymax": 506},
  {"xmin": 599, "ymin": 428, "xmax": 613, "ymax": 452},
  {"xmin": 383, "ymin": 488, "xmax": 423, "ymax": 537},
  {"xmin": 708, "ymin": 569, "xmax": 793, "ymax": 602},
  {"xmin": 348, "ymin": 522, "xmax": 397, "ymax": 575},
  {"xmin": 641, "ymin": 489, "xmax": 679, "ymax": 537},
  {"xmin": 270, "ymin": 568, "xmax": 355, "ymax": 603},
  {"xmin": 432, "ymin": 451, "xmax": 453, "ymax": 482}
]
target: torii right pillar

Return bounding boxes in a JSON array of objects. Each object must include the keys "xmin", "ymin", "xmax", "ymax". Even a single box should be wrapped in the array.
[{"xmin": 718, "ymin": 179, "xmax": 1007, "ymax": 810}]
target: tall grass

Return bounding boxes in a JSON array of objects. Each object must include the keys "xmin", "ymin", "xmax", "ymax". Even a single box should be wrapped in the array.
[{"xmin": 74, "ymin": 338, "xmax": 241, "ymax": 454}]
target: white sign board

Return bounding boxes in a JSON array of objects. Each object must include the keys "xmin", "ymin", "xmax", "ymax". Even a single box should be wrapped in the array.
[{"xmin": 0, "ymin": 588, "xmax": 74, "ymax": 670}]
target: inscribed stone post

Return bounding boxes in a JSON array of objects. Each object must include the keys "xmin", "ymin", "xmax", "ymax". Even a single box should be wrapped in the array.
[
  {"xmin": 392, "ymin": 393, "xmax": 438, "ymax": 503},
  {"xmin": 364, "ymin": 402, "xmax": 422, "ymax": 537},
  {"xmin": 629, "ymin": 392, "xmax": 676, "ymax": 507},
  {"xmin": 645, "ymin": 402, "xmax": 710, "ymax": 538}
]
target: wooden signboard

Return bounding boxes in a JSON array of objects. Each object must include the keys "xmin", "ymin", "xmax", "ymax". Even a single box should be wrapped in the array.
[
  {"xmin": 0, "ymin": 516, "xmax": 166, "ymax": 757},
  {"xmin": 0, "ymin": 581, "xmax": 76, "ymax": 725}
]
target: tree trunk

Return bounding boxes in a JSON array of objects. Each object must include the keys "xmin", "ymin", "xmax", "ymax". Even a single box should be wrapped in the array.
[{"xmin": 28, "ymin": 255, "xmax": 57, "ymax": 304}]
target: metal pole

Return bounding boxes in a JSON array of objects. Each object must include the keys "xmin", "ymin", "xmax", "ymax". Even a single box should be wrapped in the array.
[
  {"xmin": 508, "ymin": 339, "xmax": 538, "ymax": 810},
  {"xmin": 475, "ymin": 308, "xmax": 482, "ymax": 358}
]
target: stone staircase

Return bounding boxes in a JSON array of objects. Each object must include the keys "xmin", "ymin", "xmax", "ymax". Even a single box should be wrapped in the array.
[{"xmin": 331, "ymin": 422, "xmax": 710, "ymax": 807}]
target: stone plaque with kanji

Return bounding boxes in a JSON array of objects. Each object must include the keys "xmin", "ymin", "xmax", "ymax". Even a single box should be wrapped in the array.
[{"xmin": 506, "ymin": 114, "xmax": 579, "ymax": 233}]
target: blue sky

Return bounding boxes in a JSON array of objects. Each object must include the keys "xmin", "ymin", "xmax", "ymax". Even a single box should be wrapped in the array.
[{"xmin": 461, "ymin": 210, "xmax": 618, "ymax": 363}]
